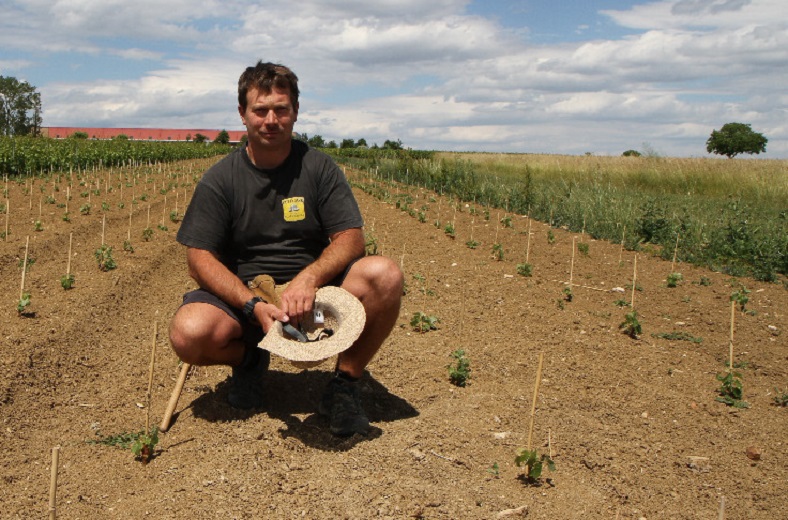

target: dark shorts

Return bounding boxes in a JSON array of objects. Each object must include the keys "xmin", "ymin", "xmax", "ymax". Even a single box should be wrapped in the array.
[{"xmin": 180, "ymin": 258, "xmax": 360, "ymax": 346}]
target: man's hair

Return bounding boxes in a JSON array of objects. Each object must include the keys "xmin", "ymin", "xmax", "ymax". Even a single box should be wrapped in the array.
[{"xmin": 238, "ymin": 61, "xmax": 299, "ymax": 110}]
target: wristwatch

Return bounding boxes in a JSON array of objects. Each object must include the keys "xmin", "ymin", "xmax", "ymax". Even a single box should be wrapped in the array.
[{"xmin": 242, "ymin": 296, "xmax": 264, "ymax": 322}]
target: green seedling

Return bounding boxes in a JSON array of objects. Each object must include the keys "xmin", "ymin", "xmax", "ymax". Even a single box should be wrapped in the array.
[
  {"xmin": 491, "ymin": 243, "xmax": 504, "ymax": 261},
  {"xmin": 443, "ymin": 222, "xmax": 455, "ymax": 238},
  {"xmin": 60, "ymin": 273, "xmax": 75, "ymax": 290},
  {"xmin": 90, "ymin": 427, "xmax": 160, "ymax": 464},
  {"xmin": 715, "ymin": 370, "xmax": 749, "ymax": 408},
  {"xmin": 62, "ymin": 212, "xmax": 70, "ymax": 222},
  {"xmin": 698, "ymin": 276, "xmax": 712, "ymax": 286},
  {"xmin": 563, "ymin": 286, "xmax": 573, "ymax": 302},
  {"xmin": 123, "ymin": 240, "xmax": 135, "ymax": 253},
  {"xmin": 410, "ymin": 311, "xmax": 439, "ymax": 333},
  {"xmin": 17, "ymin": 292, "xmax": 31, "ymax": 314},
  {"xmin": 447, "ymin": 349, "xmax": 471, "ymax": 387},
  {"xmin": 620, "ymin": 310, "xmax": 642, "ymax": 339},
  {"xmin": 18, "ymin": 256, "xmax": 35, "ymax": 271},
  {"xmin": 500, "ymin": 215, "xmax": 513, "ymax": 228},
  {"xmin": 515, "ymin": 449, "xmax": 555, "ymax": 485},
  {"xmin": 79, "ymin": 203, "xmax": 91, "ymax": 215},
  {"xmin": 613, "ymin": 299, "xmax": 630, "ymax": 307},
  {"xmin": 466, "ymin": 239, "xmax": 479, "ymax": 249},
  {"xmin": 516, "ymin": 262, "xmax": 533, "ymax": 277},
  {"xmin": 157, "ymin": 224, "xmax": 168, "ymax": 231},
  {"xmin": 364, "ymin": 233, "xmax": 378, "ymax": 255},
  {"xmin": 101, "ymin": 201, "xmax": 110, "ymax": 211},
  {"xmin": 547, "ymin": 230, "xmax": 555, "ymax": 244},
  {"xmin": 412, "ymin": 273, "xmax": 426, "ymax": 283},
  {"xmin": 169, "ymin": 210, "xmax": 181, "ymax": 223},
  {"xmin": 95, "ymin": 244, "xmax": 117, "ymax": 271},
  {"xmin": 577, "ymin": 242, "xmax": 589, "ymax": 256},
  {"xmin": 730, "ymin": 286, "xmax": 750, "ymax": 312},
  {"xmin": 417, "ymin": 211, "xmax": 427, "ymax": 223},
  {"xmin": 772, "ymin": 388, "xmax": 788, "ymax": 407},
  {"xmin": 487, "ymin": 462, "xmax": 500, "ymax": 478},
  {"xmin": 33, "ymin": 220, "xmax": 43, "ymax": 231},
  {"xmin": 142, "ymin": 227, "xmax": 154, "ymax": 241},
  {"xmin": 666, "ymin": 272, "xmax": 683, "ymax": 288}
]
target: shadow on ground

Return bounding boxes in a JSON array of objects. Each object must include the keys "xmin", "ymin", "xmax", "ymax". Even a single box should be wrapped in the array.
[{"xmin": 186, "ymin": 369, "xmax": 418, "ymax": 450}]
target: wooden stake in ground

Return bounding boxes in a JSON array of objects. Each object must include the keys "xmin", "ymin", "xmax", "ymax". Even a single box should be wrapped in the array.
[
  {"xmin": 525, "ymin": 217, "xmax": 532, "ymax": 263},
  {"xmin": 631, "ymin": 254, "xmax": 638, "ymax": 309},
  {"xmin": 66, "ymin": 233, "xmax": 73, "ymax": 276},
  {"xmin": 146, "ymin": 320, "xmax": 158, "ymax": 433},
  {"xmin": 569, "ymin": 236, "xmax": 577, "ymax": 288},
  {"xmin": 526, "ymin": 352, "xmax": 545, "ymax": 452},
  {"xmin": 728, "ymin": 300, "xmax": 736, "ymax": 374},
  {"xmin": 101, "ymin": 215, "xmax": 106, "ymax": 246},
  {"xmin": 670, "ymin": 232, "xmax": 680, "ymax": 273},
  {"xmin": 20, "ymin": 236, "xmax": 30, "ymax": 300},
  {"xmin": 618, "ymin": 225, "xmax": 626, "ymax": 265},
  {"xmin": 159, "ymin": 362, "xmax": 191, "ymax": 432},
  {"xmin": 4, "ymin": 198, "xmax": 8, "ymax": 241},
  {"xmin": 127, "ymin": 205, "xmax": 133, "ymax": 241},
  {"xmin": 49, "ymin": 446, "xmax": 60, "ymax": 520}
]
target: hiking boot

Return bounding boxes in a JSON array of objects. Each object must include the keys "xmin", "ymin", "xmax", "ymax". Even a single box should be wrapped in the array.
[
  {"xmin": 228, "ymin": 349, "xmax": 270, "ymax": 409},
  {"xmin": 319, "ymin": 375, "xmax": 370, "ymax": 436}
]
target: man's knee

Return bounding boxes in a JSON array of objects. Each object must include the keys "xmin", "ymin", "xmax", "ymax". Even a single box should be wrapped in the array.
[
  {"xmin": 344, "ymin": 256, "xmax": 404, "ymax": 308},
  {"xmin": 169, "ymin": 303, "xmax": 239, "ymax": 364}
]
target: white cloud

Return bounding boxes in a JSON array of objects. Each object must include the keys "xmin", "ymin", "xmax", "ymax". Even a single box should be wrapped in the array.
[{"xmin": 3, "ymin": 0, "xmax": 786, "ymax": 157}]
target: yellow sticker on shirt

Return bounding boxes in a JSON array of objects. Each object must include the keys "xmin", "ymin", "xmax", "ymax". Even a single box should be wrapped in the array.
[{"xmin": 282, "ymin": 197, "xmax": 306, "ymax": 222}]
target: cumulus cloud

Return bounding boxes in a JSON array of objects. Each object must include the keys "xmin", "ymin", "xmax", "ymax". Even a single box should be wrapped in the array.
[{"xmin": 3, "ymin": 0, "xmax": 786, "ymax": 156}]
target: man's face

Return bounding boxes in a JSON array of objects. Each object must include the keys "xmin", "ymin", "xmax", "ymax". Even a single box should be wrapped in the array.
[{"xmin": 239, "ymin": 85, "xmax": 298, "ymax": 151}]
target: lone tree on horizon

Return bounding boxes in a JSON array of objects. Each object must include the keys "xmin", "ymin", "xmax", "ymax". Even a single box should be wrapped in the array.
[{"xmin": 706, "ymin": 122, "xmax": 767, "ymax": 158}]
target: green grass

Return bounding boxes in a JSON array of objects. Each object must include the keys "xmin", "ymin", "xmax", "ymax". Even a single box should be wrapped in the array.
[{"xmin": 343, "ymin": 150, "xmax": 787, "ymax": 280}]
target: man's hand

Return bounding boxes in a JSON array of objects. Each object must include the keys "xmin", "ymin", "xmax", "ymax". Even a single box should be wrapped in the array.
[
  {"xmin": 254, "ymin": 301, "xmax": 290, "ymax": 334},
  {"xmin": 279, "ymin": 273, "xmax": 318, "ymax": 328}
]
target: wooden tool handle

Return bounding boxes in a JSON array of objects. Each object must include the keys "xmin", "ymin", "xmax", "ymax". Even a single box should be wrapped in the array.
[{"xmin": 159, "ymin": 363, "xmax": 191, "ymax": 432}]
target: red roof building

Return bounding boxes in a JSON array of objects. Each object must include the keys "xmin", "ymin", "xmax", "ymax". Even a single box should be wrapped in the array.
[{"xmin": 41, "ymin": 127, "xmax": 247, "ymax": 144}]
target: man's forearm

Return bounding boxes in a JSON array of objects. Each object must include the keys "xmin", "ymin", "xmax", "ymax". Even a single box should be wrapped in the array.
[
  {"xmin": 294, "ymin": 228, "xmax": 365, "ymax": 288},
  {"xmin": 186, "ymin": 248, "xmax": 254, "ymax": 309}
]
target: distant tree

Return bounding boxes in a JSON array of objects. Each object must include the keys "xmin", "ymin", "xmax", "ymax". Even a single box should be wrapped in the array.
[
  {"xmin": 185, "ymin": 133, "xmax": 192, "ymax": 142},
  {"xmin": 113, "ymin": 134, "xmax": 129, "ymax": 140},
  {"xmin": 214, "ymin": 130, "xmax": 230, "ymax": 145},
  {"xmin": 356, "ymin": 138, "xmax": 368, "ymax": 148},
  {"xmin": 340, "ymin": 138, "xmax": 356, "ymax": 149},
  {"xmin": 622, "ymin": 149, "xmax": 642, "ymax": 157},
  {"xmin": 326, "ymin": 140, "xmax": 338, "ymax": 149},
  {"xmin": 307, "ymin": 134, "xmax": 325, "ymax": 148},
  {"xmin": 194, "ymin": 133, "xmax": 208, "ymax": 143},
  {"xmin": 0, "ymin": 76, "xmax": 42, "ymax": 137},
  {"xmin": 382, "ymin": 139, "xmax": 403, "ymax": 150},
  {"xmin": 70, "ymin": 131, "xmax": 88, "ymax": 139},
  {"xmin": 706, "ymin": 122, "xmax": 768, "ymax": 158}
]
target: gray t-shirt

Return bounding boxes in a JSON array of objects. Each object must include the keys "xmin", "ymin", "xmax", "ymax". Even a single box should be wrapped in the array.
[{"xmin": 177, "ymin": 141, "xmax": 363, "ymax": 284}]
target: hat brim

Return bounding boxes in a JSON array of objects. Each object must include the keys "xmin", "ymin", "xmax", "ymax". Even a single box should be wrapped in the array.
[{"xmin": 258, "ymin": 286, "xmax": 366, "ymax": 366}]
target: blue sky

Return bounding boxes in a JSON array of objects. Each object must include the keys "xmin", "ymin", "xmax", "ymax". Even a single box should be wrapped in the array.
[{"xmin": 1, "ymin": 0, "xmax": 786, "ymax": 157}]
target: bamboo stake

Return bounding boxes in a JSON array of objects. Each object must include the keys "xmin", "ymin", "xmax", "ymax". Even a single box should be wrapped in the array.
[
  {"xmin": 718, "ymin": 495, "xmax": 725, "ymax": 520},
  {"xmin": 66, "ymin": 233, "xmax": 73, "ymax": 276},
  {"xmin": 728, "ymin": 300, "xmax": 735, "ymax": 374},
  {"xmin": 631, "ymin": 254, "xmax": 638, "ymax": 309},
  {"xmin": 127, "ymin": 205, "xmax": 132, "ymax": 242},
  {"xmin": 161, "ymin": 196, "xmax": 167, "ymax": 225},
  {"xmin": 4, "ymin": 199, "xmax": 8, "ymax": 241},
  {"xmin": 526, "ymin": 352, "xmax": 545, "ymax": 452},
  {"xmin": 65, "ymin": 187, "xmax": 69, "ymax": 215},
  {"xmin": 525, "ymin": 217, "xmax": 532, "ymax": 263},
  {"xmin": 20, "ymin": 236, "xmax": 30, "ymax": 300},
  {"xmin": 146, "ymin": 320, "xmax": 158, "ymax": 433},
  {"xmin": 160, "ymin": 363, "xmax": 191, "ymax": 432},
  {"xmin": 101, "ymin": 215, "xmax": 106, "ymax": 246},
  {"xmin": 671, "ymin": 232, "xmax": 680, "ymax": 272},
  {"xmin": 49, "ymin": 446, "xmax": 60, "ymax": 520},
  {"xmin": 146, "ymin": 203, "xmax": 151, "ymax": 229},
  {"xmin": 569, "ymin": 236, "xmax": 576, "ymax": 288}
]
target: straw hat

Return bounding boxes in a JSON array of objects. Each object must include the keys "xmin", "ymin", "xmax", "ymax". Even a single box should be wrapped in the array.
[{"xmin": 257, "ymin": 285, "xmax": 366, "ymax": 368}]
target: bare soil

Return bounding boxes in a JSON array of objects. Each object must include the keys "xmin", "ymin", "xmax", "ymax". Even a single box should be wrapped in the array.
[{"xmin": 1, "ymin": 160, "xmax": 786, "ymax": 519}]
